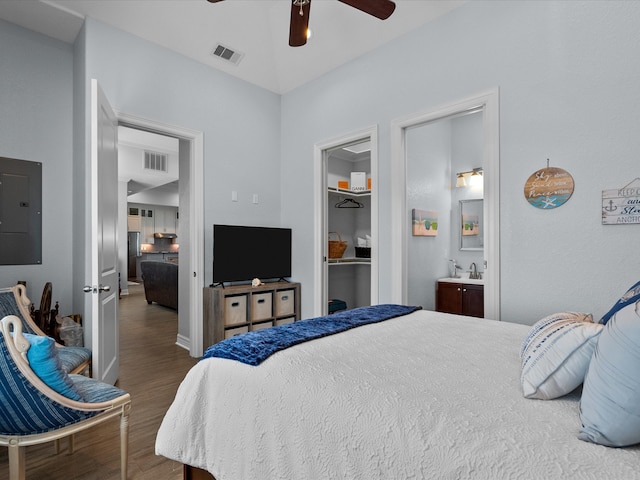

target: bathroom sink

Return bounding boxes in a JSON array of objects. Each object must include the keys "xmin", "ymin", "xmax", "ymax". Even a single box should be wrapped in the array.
[{"xmin": 438, "ymin": 275, "xmax": 484, "ymax": 285}]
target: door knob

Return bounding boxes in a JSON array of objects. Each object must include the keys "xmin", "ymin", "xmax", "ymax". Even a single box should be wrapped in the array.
[{"xmin": 83, "ymin": 285, "xmax": 111, "ymax": 293}]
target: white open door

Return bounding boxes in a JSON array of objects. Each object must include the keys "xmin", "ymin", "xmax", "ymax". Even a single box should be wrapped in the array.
[{"xmin": 87, "ymin": 79, "xmax": 120, "ymax": 385}]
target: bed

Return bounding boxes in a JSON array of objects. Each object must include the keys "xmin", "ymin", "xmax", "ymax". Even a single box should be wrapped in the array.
[{"xmin": 156, "ymin": 300, "xmax": 640, "ymax": 480}]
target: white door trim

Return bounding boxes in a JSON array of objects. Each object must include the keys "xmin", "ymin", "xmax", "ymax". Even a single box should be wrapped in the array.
[
  {"xmin": 116, "ymin": 111, "xmax": 205, "ymax": 356},
  {"xmin": 313, "ymin": 125, "xmax": 379, "ymax": 316},
  {"xmin": 390, "ymin": 88, "xmax": 500, "ymax": 320}
]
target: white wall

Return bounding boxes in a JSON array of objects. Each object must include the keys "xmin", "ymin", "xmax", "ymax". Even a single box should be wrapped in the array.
[
  {"xmin": 3, "ymin": 1, "xmax": 640, "ymax": 329},
  {"xmin": 406, "ymin": 120, "xmax": 452, "ymax": 310},
  {"xmin": 405, "ymin": 112, "xmax": 483, "ymax": 311},
  {"xmin": 0, "ymin": 20, "xmax": 76, "ymax": 310},
  {"xmin": 450, "ymin": 112, "xmax": 484, "ymax": 268},
  {"xmin": 77, "ymin": 18, "xmax": 283, "ymax": 345},
  {"xmin": 281, "ymin": 0, "xmax": 640, "ymax": 324},
  {"xmin": 80, "ymin": 18, "xmax": 283, "ymax": 288},
  {"xmin": 0, "ymin": 17, "xmax": 282, "ymax": 343}
]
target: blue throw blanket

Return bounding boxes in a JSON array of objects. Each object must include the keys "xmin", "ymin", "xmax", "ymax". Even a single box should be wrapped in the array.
[{"xmin": 202, "ymin": 304, "xmax": 421, "ymax": 366}]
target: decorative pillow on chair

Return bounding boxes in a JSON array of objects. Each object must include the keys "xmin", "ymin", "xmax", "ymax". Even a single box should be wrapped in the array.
[
  {"xmin": 25, "ymin": 333, "xmax": 83, "ymax": 401},
  {"xmin": 520, "ymin": 312, "xmax": 602, "ymax": 400},
  {"xmin": 579, "ymin": 299, "xmax": 640, "ymax": 447},
  {"xmin": 599, "ymin": 279, "xmax": 640, "ymax": 324}
]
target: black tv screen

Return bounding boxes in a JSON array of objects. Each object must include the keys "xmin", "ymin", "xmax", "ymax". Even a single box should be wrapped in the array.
[{"xmin": 213, "ymin": 224, "xmax": 292, "ymax": 284}]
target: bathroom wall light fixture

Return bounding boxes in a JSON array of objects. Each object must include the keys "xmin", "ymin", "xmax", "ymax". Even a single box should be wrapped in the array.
[{"xmin": 455, "ymin": 168, "xmax": 483, "ymax": 188}]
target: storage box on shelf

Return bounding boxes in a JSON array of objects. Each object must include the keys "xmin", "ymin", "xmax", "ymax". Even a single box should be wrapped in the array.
[{"xmin": 203, "ymin": 281, "xmax": 301, "ymax": 349}]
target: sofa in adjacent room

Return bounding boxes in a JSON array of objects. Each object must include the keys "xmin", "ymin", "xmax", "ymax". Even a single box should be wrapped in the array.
[{"xmin": 140, "ymin": 261, "xmax": 178, "ymax": 311}]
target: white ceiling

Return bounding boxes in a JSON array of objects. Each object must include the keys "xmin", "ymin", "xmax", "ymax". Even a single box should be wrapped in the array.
[{"xmin": 0, "ymin": 0, "xmax": 465, "ymax": 94}]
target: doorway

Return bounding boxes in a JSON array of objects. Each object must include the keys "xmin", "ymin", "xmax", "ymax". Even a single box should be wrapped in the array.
[
  {"xmin": 118, "ymin": 126, "xmax": 179, "ymax": 288},
  {"xmin": 390, "ymin": 89, "xmax": 500, "ymax": 320},
  {"xmin": 117, "ymin": 111, "xmax": 205, "ymax": 357},
  {"xmin": 313, "ymin": 126, "xmax": 379, "ymax": 316}
]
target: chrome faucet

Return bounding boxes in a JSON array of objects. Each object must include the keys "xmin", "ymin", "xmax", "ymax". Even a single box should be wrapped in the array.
[{"xmin": 469, "ymin": 262, "xmax": 482, "ymax": 280}]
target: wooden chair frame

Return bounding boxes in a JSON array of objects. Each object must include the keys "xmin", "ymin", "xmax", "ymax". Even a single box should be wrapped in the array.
[{"xmin": 0, "ymin": 316, "xmax": 131, "ymax": 480}]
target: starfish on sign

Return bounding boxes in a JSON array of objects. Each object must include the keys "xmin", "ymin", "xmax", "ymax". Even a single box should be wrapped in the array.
[{"xmin": 541, "ymin": 196, "xmax": 558, "ymax": 208}]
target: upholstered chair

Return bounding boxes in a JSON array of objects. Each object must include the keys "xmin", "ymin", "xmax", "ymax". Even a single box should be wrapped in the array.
[
  {"xmin": 0, "ymin": 285, "xmax": 91, "ymax": 375},
  {"xmin": 0, "ymin": 315, "xmax": 131, "ymax": 480}
]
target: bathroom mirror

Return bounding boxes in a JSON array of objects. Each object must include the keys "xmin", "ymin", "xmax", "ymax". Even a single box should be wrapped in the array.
[{"xmin": 460, "ymin": 199, "xmax": 483, "ymax": 251}]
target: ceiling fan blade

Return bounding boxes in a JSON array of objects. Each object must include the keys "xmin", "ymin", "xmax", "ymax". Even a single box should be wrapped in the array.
[
  {"xmin": 289, "ymin": 1, "xmax": 311, "ymax": 47},
  {"xmin": 337, "ymin": 0, "xmax": 396, "ymax": 20}
]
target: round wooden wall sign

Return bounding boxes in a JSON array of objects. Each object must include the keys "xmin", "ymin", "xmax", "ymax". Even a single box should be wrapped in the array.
[{"xmin": 524, "ymin": 167, "xmax": 574, "ymax": 209}]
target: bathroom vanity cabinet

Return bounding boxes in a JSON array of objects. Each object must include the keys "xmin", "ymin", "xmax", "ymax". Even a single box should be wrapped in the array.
[{"xmin": 436, "ymin": 280, "xmax": 484, "ymax": 318}]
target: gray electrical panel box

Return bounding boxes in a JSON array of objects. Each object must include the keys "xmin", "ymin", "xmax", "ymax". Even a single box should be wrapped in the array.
[{"xmin": 0, "ymin": 157, "xmax": 42, "ymax": 265}]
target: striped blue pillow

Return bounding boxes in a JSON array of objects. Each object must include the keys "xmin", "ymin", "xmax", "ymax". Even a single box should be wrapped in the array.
[
  {"xmin": 520, "ymin": 312, "xmax": 602, "ymax": 400},
  {"xmin": 600, "ymin": 280, "xmax": 640, "ymax": 324}
]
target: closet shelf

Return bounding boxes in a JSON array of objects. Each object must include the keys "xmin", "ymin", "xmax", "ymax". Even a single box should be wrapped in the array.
[
  {"xmin": 328, "ymin": 187, "xmax": 371, "ymax": 197},
  {"xmin": 328, "ymin": 257, "xmax": 371, "ymax": 266}
]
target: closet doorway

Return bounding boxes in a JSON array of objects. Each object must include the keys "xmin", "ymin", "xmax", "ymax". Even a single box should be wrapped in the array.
[
  {"xmin": 313, "ymin": 126, "xmax": 379, "ymax": 316},
  {"xmin": 390, "ymin": 89, "xmax": 500, "ymax": 320}
]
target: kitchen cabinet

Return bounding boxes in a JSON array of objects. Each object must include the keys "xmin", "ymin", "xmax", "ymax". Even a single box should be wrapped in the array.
[
  {"xmin": 127, "ymin": 214, "xmax": 141, "ymax": 232},
  {"xmin": 127, "ymin": 204, "xmax": 178, "ymax": 242},
  {"xmin": 436, "ymin": 281, "xmax": 484, "ymax": 318},
  {"xmin": 155, "ymin": 206, "xmax": 178, "ymax": 234},
  {"xmin": 141, "ymin": 208, "xmax": 155, "ymax": 243}
]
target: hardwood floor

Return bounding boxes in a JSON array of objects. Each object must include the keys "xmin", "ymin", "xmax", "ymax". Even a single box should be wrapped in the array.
[{"xmin": 0, "ymin": 283, "xmax": 198, "ymax": 479}]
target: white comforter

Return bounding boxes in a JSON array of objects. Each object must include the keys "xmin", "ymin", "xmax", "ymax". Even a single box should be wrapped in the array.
[{"xmin": 156, "ymin": 310, "xmax": 640, "ymax": 479}]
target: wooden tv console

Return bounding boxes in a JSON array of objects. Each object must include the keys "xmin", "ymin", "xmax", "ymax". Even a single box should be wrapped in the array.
[{"xmin": 202, "ymin": 281, "xmax": 301, "ymax": 351}]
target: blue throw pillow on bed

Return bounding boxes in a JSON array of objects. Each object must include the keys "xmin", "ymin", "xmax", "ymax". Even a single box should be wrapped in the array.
[
  {"xmin": 579, "ymin": 298, "xmax": 640, "ymax": 447},
  {"xmin": 25, "ymin": 333, "xmax": 83, "ymax": 401},
  {"xmin": 600, "ymin": 279, "xmax": 640, "ymax": 324}
]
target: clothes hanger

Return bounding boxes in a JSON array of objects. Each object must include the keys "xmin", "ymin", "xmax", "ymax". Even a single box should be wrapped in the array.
[{"xmin": 335, "ymin": 198, "xmax": 364, "ymax": 208}]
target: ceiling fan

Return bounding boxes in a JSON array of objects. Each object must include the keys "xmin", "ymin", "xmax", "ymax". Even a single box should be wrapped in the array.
[{"xmin": 207, "ymin": 0, "xmax": 396, "ymax": 47}]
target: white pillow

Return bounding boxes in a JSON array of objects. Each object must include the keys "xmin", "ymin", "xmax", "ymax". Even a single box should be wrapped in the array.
[
  {"xmin": 579, "ymin": 299, "xmax": 640, "ymax": 447},
  {"xmin": 520, "ymin": 312, "xmax": 602, "ymax": 400}
]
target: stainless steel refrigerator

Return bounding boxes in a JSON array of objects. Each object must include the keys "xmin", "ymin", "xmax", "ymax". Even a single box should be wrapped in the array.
[{"xmin": 128, "ymin": 231, "xmax": 141, "ymax": 278}]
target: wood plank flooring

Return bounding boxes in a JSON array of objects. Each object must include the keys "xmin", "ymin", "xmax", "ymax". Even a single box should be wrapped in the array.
[{"xmin": 0, "ymin": 283, "xmax": 198, "ymax": 479}]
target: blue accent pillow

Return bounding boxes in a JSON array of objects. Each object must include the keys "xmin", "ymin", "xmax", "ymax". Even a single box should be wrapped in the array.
[
  {"xmin": 579, "ymin": 298, "xmax": 640, "ymax": 447},
  {"xmin": 25, "ymin": 333, "xmax": 83, "ymax": 402},
  {"xmin": 600, "ymin": 280, "xmax": 640, "ymax": 324}
]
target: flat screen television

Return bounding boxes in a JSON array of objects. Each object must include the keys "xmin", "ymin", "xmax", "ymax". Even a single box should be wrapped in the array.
[{"xmin": 213, "ymin": 224, "xmax": 292, "ymax": 284}]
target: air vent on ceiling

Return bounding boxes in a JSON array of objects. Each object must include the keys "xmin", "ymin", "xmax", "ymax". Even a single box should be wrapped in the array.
[
  {"xmin": 211, "ymin": 43, "xmax": 244, "ymax": 66},
  {"xmin": 144, "ymin": 151, "xmax": 168, "ymax": 173}
]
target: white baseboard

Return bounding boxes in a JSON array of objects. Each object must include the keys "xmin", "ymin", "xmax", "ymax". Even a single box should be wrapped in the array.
[{"xmin": 175, "ymin": 334, "xmax": 191, "ymax": 352}]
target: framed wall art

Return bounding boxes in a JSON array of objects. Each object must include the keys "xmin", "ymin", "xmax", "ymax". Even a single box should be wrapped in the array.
[{"xmin": 412, "ymin": 209, "xmax": 438, "ymax": 236}]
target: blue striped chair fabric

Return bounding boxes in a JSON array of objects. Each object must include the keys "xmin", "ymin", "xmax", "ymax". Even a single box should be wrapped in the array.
[
  {"xmin": 0, "ymin": 315, "xmax": 131, "ymax": 480},
  {"xmin": 0, "ymin": 285, "xmax": 91, "ymax": 375}
]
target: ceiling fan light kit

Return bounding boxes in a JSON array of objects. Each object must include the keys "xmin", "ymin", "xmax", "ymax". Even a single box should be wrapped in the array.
[{"xmin": 208, "ymin": 0, "xmax": 396, "ymax": 47}]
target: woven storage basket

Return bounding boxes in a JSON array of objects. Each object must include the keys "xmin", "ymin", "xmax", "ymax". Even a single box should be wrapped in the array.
[{"xmin": 328, "ymin": 232, "xmax": 347, "ymax": 259}]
